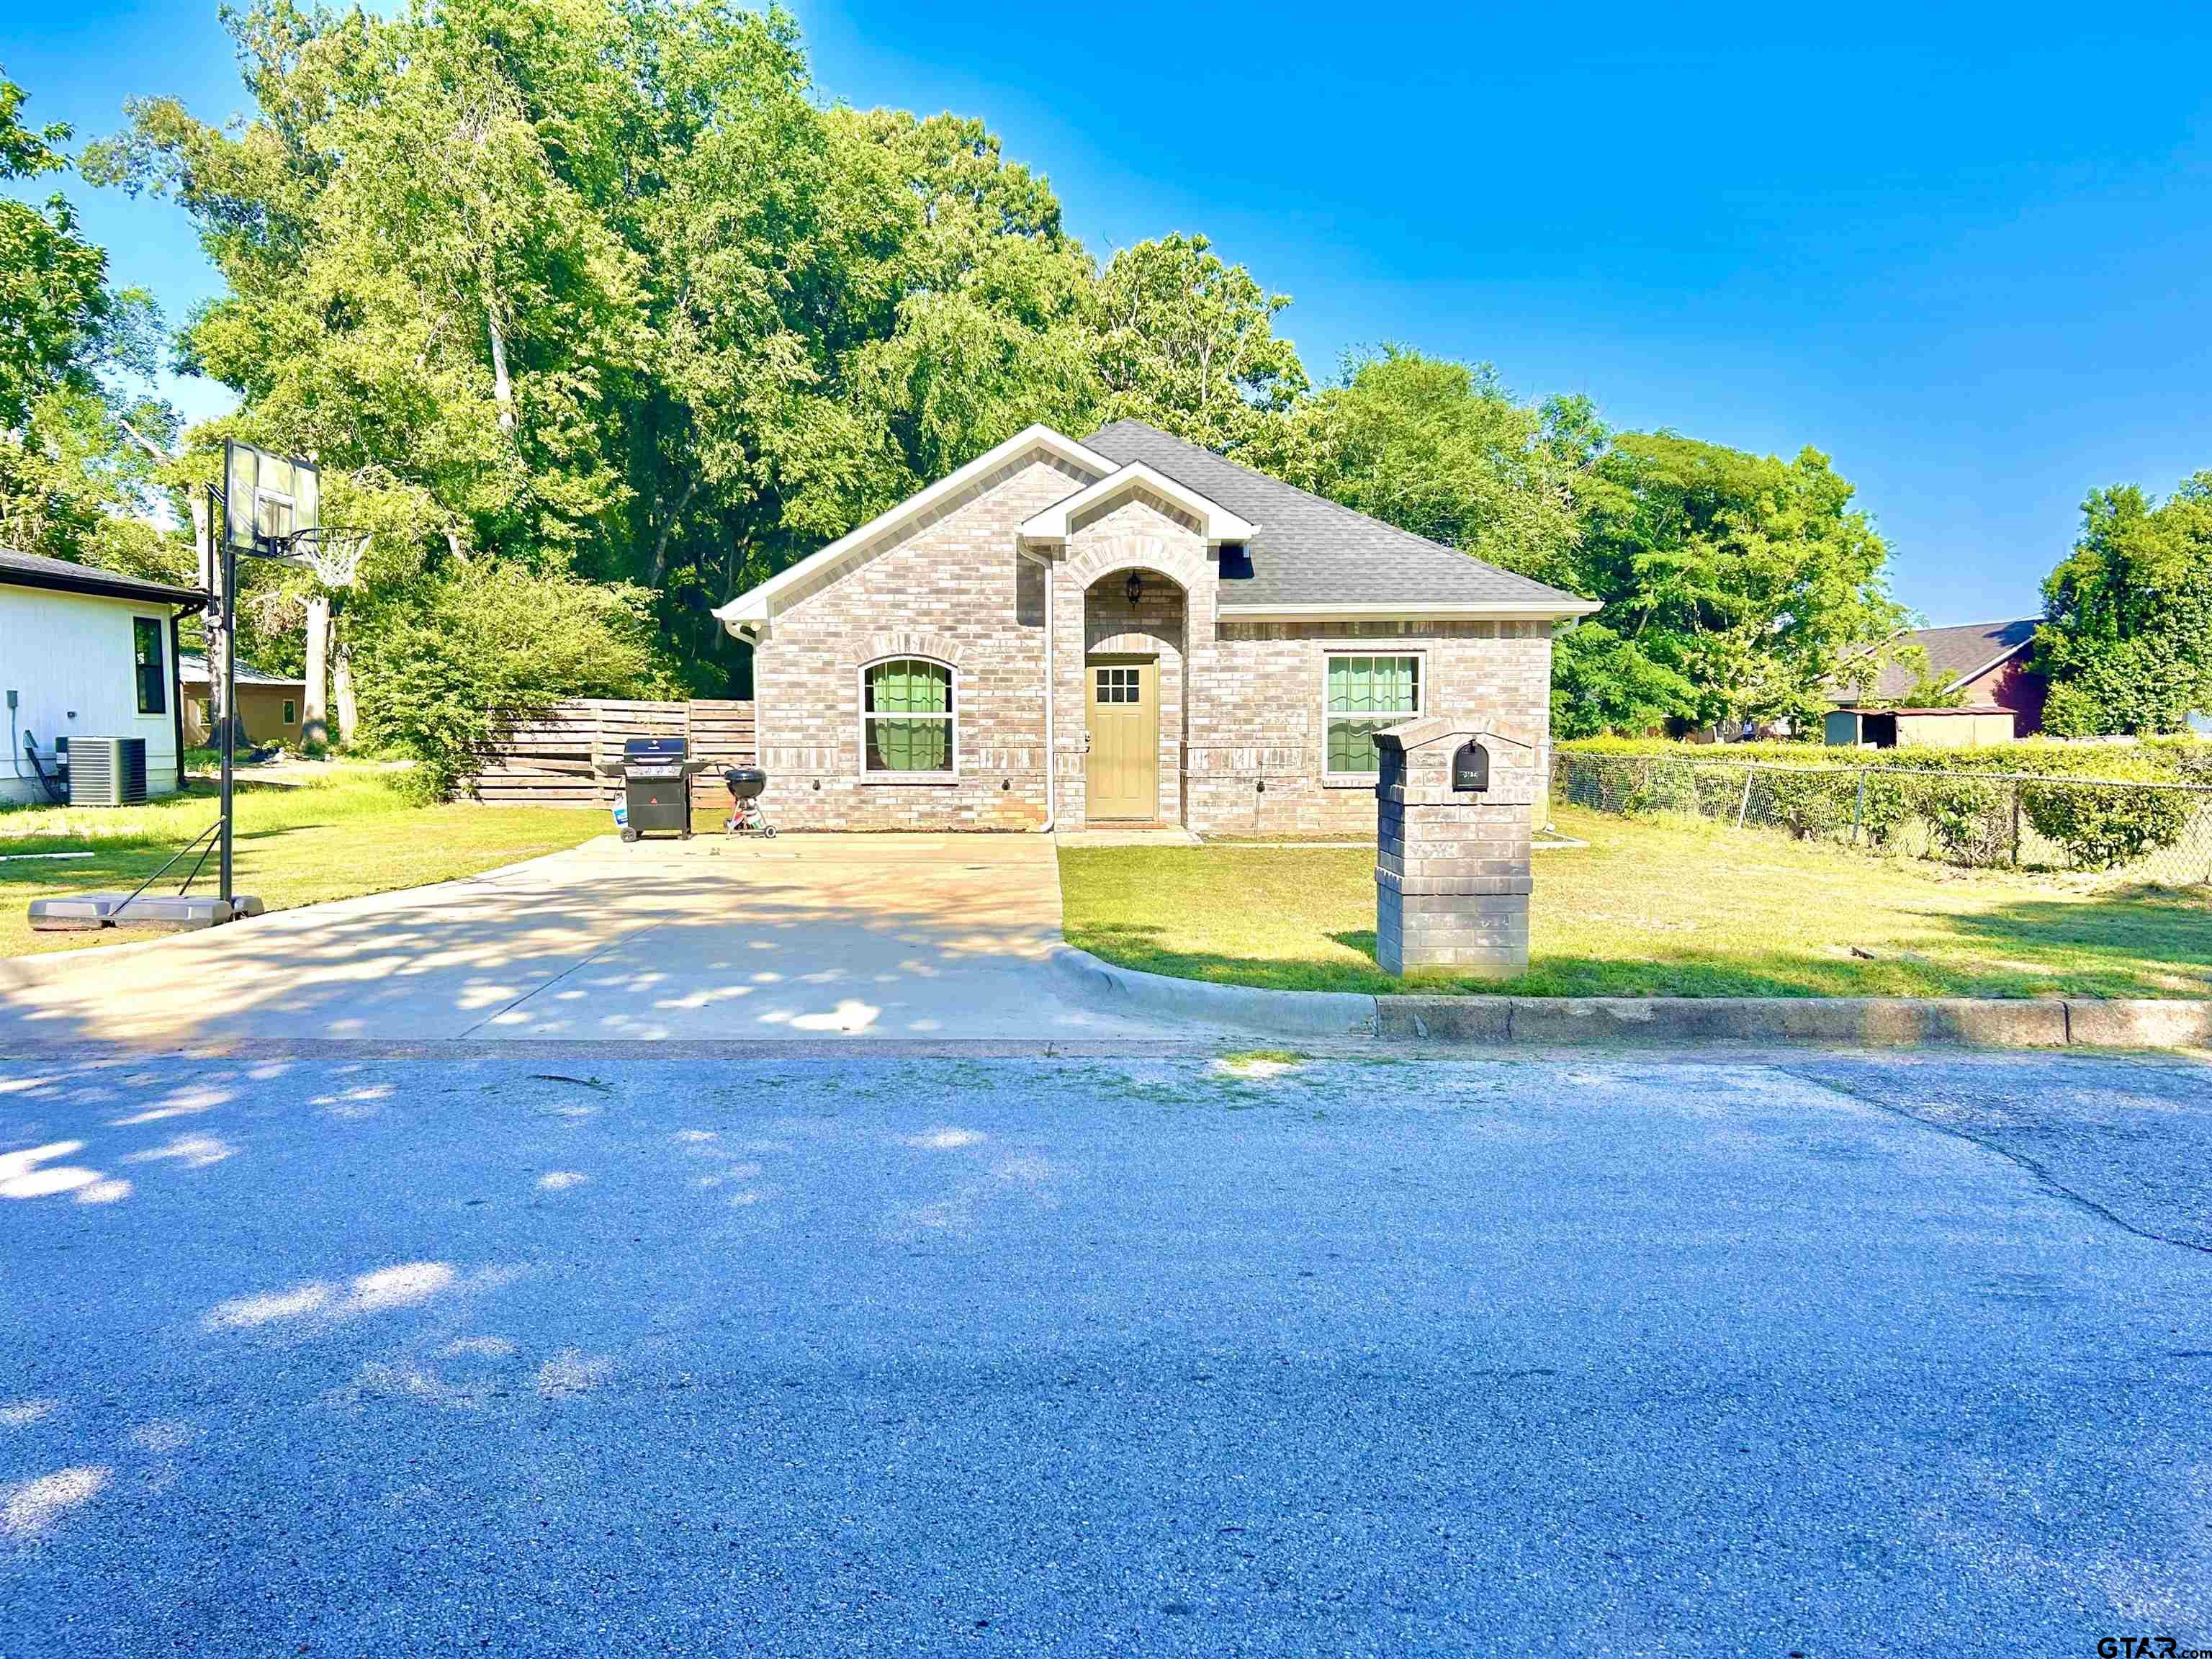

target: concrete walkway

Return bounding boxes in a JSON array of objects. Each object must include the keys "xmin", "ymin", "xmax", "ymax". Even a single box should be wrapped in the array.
[{"xmin": 0, "ymin": 834, "xmax": 1192, "ymax": 1045}]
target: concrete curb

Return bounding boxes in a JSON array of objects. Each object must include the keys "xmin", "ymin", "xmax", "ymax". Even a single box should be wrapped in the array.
[
  {"xmin": 1047, "ymin": 950, "xmax": 2211, "ymax": 1049},
  {"xmin": 2059, "ymin": 998, "xmax": 2212, "ymax": 1050},
  {"xmin": 1381, "ymin": 996, "xmax": 2083, "ymax": 1048},
  {"xmin": 1380, "ymin": 995, "xmax": 2212, "ymax": 1049},
  {"xmin": 1046, "ymin": 947, "xmax": 1378, "ymax": 1040}
]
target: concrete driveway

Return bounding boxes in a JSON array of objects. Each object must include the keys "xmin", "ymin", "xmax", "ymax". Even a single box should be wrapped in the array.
[
  {"xmin": 3, "ymin": 1044, "xmax": 2209, "ymax": 1654},
  {"xmin": 0, "ymin": 833, "xmax": 1177, "ymax": 1044}
]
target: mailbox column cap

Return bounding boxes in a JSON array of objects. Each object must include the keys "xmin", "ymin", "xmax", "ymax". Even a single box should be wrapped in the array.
[
  {"xmin": 1377, "ymin": 716, "xmax": 1536, "ymax": 755},
  {"xmin": 1375, "ymin": 715, "xmax": 1465, "ymax": 754}
]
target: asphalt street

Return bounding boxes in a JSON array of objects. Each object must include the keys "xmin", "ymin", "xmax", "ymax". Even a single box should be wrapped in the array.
[{"xmin": 2, "ymin": 1040, "xmax": 2208, "ymax": 1655}]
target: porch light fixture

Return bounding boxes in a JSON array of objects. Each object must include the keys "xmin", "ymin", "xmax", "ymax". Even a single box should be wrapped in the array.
[{"xmin": 1124, "ymin": 571, "xmax": 1143, "ymax": 606}]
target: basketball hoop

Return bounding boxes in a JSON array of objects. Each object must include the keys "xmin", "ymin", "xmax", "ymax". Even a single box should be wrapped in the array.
[{"xmin": 280, "ymin": 525, "xmax": 371, "ymax": 588}]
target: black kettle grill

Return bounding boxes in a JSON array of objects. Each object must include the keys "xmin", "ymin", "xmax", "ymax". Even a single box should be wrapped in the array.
[{"xmin": 721, "ymin": 765, "xmax": 775, "ymax": 837}]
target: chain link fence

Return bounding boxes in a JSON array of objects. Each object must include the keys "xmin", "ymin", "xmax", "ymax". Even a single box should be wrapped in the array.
[{"xmin": 1556, "ymin": 750, "xmax": 2212, "ymax": 886}]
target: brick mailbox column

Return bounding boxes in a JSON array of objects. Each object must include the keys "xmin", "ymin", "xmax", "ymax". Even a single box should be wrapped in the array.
[{"xmin": 1375, "ymin": 717, "xmax": 1537, "ymax": 977}]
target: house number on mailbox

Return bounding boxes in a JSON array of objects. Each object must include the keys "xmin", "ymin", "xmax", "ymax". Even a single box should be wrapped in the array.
[{"xmin": 1452, "ymin": 740, "xmax": 1490, "ymax": 793}]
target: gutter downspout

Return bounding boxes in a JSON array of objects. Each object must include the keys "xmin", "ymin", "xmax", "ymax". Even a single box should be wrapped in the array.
[
  {"xmin": 732, "ymin": 621, "xmax": 763, "ymax": 770},
  {"xmin": 1017, "ymin": 541, "xmax": 1055, "ymax": 831}
]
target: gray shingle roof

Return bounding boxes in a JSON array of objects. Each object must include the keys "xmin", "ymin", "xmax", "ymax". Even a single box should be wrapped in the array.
[
  {"xmin": 179, "ymin": 651, "xmax": 306, "ymax": 691},
  {"xmin": 0, "ymin": 547, "xmax": 207, "ymax": 608},
  {"xmin": 1841, "ymin": 619, "xmax": 2040, "ymax": 703},
  {"xmin": 1079, "ymin": 421, "xmax": 1593, "ymax": 613}
]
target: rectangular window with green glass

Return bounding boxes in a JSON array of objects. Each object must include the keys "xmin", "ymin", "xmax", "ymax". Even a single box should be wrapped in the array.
[
  {"xmin": 132, "ymin": 617, "xmax": 167, "ymax": 716},
  {"xmin": 863, "ymin": 657, "xmax": 956, "ymax": 775},
  {"xmin": 1323, "ymin": 652, "xmax": 1421, "ymax": 778}
]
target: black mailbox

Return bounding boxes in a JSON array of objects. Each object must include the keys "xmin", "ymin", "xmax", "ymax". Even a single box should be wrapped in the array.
[{"xmin": 1452, "ymin": 739, "xmax": 1490, "ymax": 793}]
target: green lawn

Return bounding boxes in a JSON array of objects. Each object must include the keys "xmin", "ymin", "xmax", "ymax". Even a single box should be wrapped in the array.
[
  {"xmin": 1, "ymin": 769, "xmax": 606, "ymax": 957},
  {"xmin": 1058, "ymin": 801, "xmax": 2212, "ymax": 999}
]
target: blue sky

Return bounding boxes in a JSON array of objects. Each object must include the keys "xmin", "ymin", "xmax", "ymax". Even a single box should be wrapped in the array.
[{"xmin": 9, "ymin": 0, "xmax": 2211, "ymax": 625}]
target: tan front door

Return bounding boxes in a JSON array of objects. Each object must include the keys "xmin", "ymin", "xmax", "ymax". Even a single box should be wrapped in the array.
[{"xmin": 1085, "ymin": 659, "xmax": 1159, "ymax": 822}]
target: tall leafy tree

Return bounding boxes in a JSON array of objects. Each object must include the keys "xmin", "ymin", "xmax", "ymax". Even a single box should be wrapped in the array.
[
  {"xmin": 2035, "ymin": 475, "xmax": 2212, "ymax": 735},
  {"xmin": 842, "ymin": 112, "xmax": 1100, "ymax": 488},
  {"xmin": 0, "ymin": 73, "xmax": 110, "ymax": 428},
  {"xmin": 1092, "ymin": 233, "xmax": 1306, "ymax": 456},
  {"xmin": 1560, "ymin": 434, "xmax": 1901, "ymax": 737},
  {"xmin": 89, "ymin": 3, "xmax": 1126, "ymax": 689},
  {"xmin": 1280, "ymin": 346, "xmax": 1586, "ymax": 590},
  {"xmin": 0, "ymin": 71, "xmax": 184, "ymax": 577}
]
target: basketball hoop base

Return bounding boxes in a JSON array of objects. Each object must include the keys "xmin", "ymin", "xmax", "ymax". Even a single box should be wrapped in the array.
[{"xmin": 27, "ymin": 892, "xmax": 266, "ymax": 932}]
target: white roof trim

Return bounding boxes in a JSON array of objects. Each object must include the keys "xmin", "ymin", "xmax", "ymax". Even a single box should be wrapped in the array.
[
  {"xmin": 1947, "ymin": 634, "xmax": 2036, "ymax": 693},
  {"xmin": 1218, "ymin": 598, "xmax": 1601, "ymax": 622},
  {"xmin": 1017, "ymin": 461, "xmax": 1256, "ymax": 547},
  {"xmin": 715, "ymin": 425, "xmax": 1114, "ymax": 629}
]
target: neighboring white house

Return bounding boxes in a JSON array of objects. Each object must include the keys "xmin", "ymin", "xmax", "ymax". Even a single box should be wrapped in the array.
[{"xmin": 0, "ymin": 548, "xmax": 209, "ymax": 805}]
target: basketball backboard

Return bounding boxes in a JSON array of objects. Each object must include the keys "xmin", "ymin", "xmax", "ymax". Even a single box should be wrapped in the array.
[{"xmin": 222, "ymin": 438, "xmax": 320, "ymax": 558}]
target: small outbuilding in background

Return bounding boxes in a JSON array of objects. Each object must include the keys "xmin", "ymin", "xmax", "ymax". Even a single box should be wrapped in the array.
[{"xmin": 179, "ymin": 651, "xmax": 306, "ymax": 751}]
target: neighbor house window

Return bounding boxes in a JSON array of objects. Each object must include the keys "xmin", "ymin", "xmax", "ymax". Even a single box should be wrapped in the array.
[
  {"xmin": 282, "ymin": 698, "xmax": 298, "ymax": 725},
  {"xmin": 1324, "ymin": 652, "xmax": 1421, "ymax": 776},
  {"xmin": 863, "ymin": 658, "xmax": 954, "ymax": 774},
  {"xmin": 132, "ymin": 618, "xmax": 167, "ymax": 716}
]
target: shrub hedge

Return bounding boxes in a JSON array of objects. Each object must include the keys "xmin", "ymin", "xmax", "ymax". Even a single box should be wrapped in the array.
[
  {"xmin": 1560, "ymin": 734, "xmax": 2205, "ymax": 783},
  {"xmin": 1558, "ymin": 737, "xmax": 2212, "ymax": 872}
]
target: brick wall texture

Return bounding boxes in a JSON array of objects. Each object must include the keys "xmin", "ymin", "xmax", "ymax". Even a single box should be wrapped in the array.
[{"xmin": 750, "ymin": 453, "xmax": 1556, "ymax": 835}]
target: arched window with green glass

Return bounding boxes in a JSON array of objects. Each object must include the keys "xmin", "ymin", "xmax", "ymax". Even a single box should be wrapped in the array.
[{"xmin": 862, "ymin": 657, "xmax": 956, "ymax": 775}]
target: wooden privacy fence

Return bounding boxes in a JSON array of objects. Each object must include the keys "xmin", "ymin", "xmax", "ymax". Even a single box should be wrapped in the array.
[{"xmin": 462, "ymin": 698, "xmax": 756, "ymax": 811}]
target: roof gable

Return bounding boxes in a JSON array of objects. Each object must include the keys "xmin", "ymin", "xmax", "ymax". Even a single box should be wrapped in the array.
[
  {"xmin": 714, "ymin": 425, "xmax": 1113, "ymax": 627},
  {"xmin": 1838, "ymin": 619, "xmax": 2040, "ymax": 703},
  {"xmin": 1017, "ymin": 460, "xmax": 1255, "ymax": 546},
  {"xmin": 715, "ymin": 419, "xmax": 1599, "ymax": 631}
]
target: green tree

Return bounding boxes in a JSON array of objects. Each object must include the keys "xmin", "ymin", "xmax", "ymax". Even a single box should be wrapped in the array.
[
  {"xmin": 1280, "ymin": 346, "xmax": 1586, "ymax": 589},
  {"xmin": 1092, "ymin": 234, "xmax": 1307, "ymax": 456},
  {"xmin": 840, "ymin": 112, "xmax": 1100, "ymax": 487},
  {"xmin": 1561, "ymin": 433, "xmax": 1904, "ymax": 737},
  {"xmin": 0, "ymin": 72, "xmax": 110, "ymax": 428},
  {"xmin": 0, "ymin": 72, "xmax": 188, "ymax": 577},
  {"xmin": 88, "ymin": 3, "xmax": 1125, "ymax": 690},
  {"xmin": 2035, "ymin": 476, "xmax": 2212, "ymax": 736}
]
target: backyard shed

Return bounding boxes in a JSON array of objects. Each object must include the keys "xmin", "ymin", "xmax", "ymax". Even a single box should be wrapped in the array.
[
  {"xmin": 1823, "ymin": 706, "xmax": 2024, "ymax": 749},
  {"xmin": 179, "ymin": 651, "xmax": 306, "ymax": 749}
]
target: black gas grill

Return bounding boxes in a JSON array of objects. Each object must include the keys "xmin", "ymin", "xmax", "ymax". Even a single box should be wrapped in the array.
[{"xmin": 600, "ymin": 737, "xmax": 711, "ymax": 842}]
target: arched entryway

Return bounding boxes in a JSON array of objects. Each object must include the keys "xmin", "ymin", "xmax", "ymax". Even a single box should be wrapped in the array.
[{"xmin": 1082, "ymin": 567, "xmax": 1187, "ymax": 825}]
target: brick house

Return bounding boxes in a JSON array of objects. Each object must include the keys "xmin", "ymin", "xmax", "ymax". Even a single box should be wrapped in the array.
[{"xmin": 714, "ymin": 421, "xmax": 1596, "ymax": 835}]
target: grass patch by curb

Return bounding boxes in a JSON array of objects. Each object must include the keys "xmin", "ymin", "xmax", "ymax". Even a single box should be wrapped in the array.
[{"xmin": 1058, "ymin": 803, "xmax": 2212, "ymax": 1001}]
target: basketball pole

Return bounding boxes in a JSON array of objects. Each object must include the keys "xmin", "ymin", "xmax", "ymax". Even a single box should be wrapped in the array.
[{"xmin": 216, "ymin": 483, "xmax": 236, "ymax": 908}]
